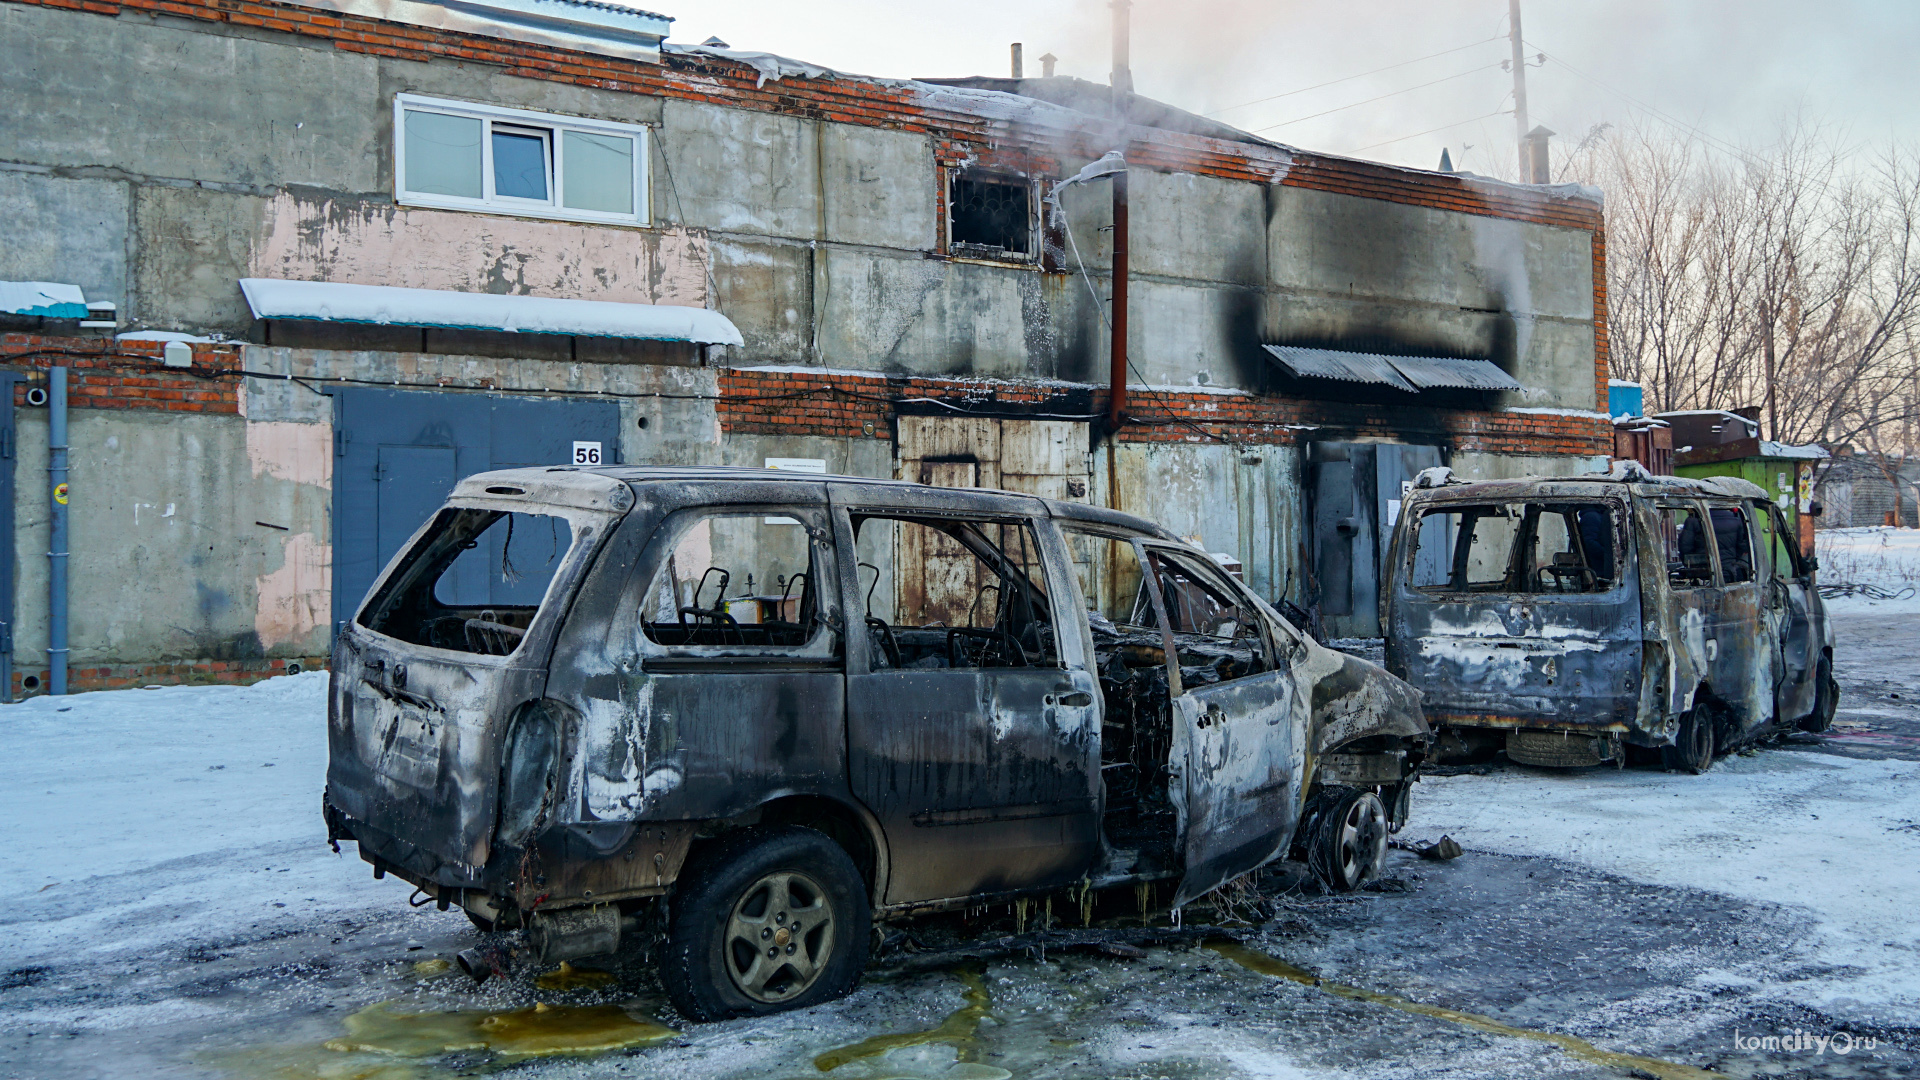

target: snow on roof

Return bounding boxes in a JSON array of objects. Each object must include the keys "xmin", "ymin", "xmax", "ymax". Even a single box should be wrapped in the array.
[
  {"xmin": 1, "ymin": 281, "xmax": 88, "ymax": 318},
  {"xmin": 279, "ymin": 0, "xmax": 668, "ymax": 61},
  {"xmin": 1761, "ymin": 441, "xmax": 1829, "ymax": 460},
  {"xmin": 239, "ymin": 278, "xmax": 744, "ymax": 345}
]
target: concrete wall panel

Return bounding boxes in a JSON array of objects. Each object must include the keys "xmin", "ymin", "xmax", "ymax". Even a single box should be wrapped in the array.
[
  {"xmin": 0, "ymin": 172, "xmax": 130, "ymax": 308},
  {"xmin": 1129, "ymin": 169, "xmax": 1266, "ymax": 286},
  {"xmin": 132, "ymin": 186, "xmax": 265, "ymax": 332},
  {"xmin": 247, "ymin": 192, "xmax": 710, "ymax": 307},
  {"xmin": 822, "ymin": 126, "xmax": 935, "ymax": 252},
  {"xmin": 818, "ymin": 251, "xmax": 1038, "ymax": 377},
  {"xmin": 710, "ymin": 238, "xmax": 812, "ymax": 361},
  {"xmin": 1, "ymin": 5, "xmax": 380, "ymax": 189},
  {"xmin": 657, "ymin": 100, "xmax": 819, "ymax": 237}
]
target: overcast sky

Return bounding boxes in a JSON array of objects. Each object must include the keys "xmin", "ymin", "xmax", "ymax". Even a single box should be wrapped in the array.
[{"xmin": 664, "ymin": 0, "xmax": 1919, "ymax": 177}]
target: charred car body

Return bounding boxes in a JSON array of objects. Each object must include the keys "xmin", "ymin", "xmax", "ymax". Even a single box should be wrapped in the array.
[
  {"xmin": 1383, "ymin": 467, "xmax": 1836, "ymax": 771},
  {"xmin": 325, "ymin": 466, "xmax": 1426, "ymax": 1019}
]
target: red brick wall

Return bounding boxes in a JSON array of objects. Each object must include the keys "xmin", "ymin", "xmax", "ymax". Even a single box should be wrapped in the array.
[
  {"xmin": 719, "ymin": 368, "xmax": 1611, "ymax": 457},
  {"xmin": 11, "ymin": 655, "xmax": 326, "ymax": 698},
  {"xmin": 1, "ymin": 337, "xmax": 243, "ymax": 413}
]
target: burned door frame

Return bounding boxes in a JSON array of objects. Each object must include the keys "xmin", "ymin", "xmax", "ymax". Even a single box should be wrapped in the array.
[
  {"xmin": 1132, "ymin": 539, "xmax": 1304, "ymax": 906},
  {"xmin": 1309, "ymin": 442, "xmax": 1444, "ymax": 639},
  {"xmin": 1762, "ymin": 502, "xmax": 1820, "ymax": 724},
  {"xmin": 1697, "ymin": 497, "xmax": 1776, "ymax": 734},
  {"xmin": 832, "ymin": 487, "xmax": 1103, "ymax": 909}
]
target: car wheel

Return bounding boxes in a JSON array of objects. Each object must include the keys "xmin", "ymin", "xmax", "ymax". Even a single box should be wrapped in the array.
[
  {"xmin": 1799, "ymin": 659, "xmax": 1839, "ymax": 733},
  {"xmin": 659, "ymin": 826, "xmax": 869, "ymax": 1022},
  {"xmin": 1304, "ymin": 788, "xmax": 1388, "ymax": 892},
  {"xmin": 1662, "ymin": 702, "xmax": 1715, "ymax": 774}
]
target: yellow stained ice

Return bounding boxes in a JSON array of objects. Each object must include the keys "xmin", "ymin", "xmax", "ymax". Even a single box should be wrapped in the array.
[
  {"xmin": 814, "ymin": 969, "xmax": 991, "ymax": 1072},
  {"xmin": 323, "ymin": 1000, "xmax": 674, "ymax": 1061},
  {"xmin": 533, "ymin": 961, "xmax": 617, "ymax": 991}
]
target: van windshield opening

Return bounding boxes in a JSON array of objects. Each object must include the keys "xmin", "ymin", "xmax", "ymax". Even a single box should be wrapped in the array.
[
  {"xmin": 357, "ymin": 507, "xmax": 584, "ymax": 655},
  {"xmin": 1411, "ymin": 501, "xmax": 1620, "ymax": 594}
]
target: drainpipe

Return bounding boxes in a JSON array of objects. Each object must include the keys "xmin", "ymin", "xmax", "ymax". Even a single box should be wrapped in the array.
[
  {"xmin": 48, "ymin": 366, "xmax": 68, "ymax": 696},
  {"xmin": 1108, "ymin": 169, "xmax": 1128, "ymax": 431}
]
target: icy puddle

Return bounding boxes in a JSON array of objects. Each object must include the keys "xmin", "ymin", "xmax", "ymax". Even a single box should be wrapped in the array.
[
  {"xmin": 813, "ymin": 969, "xmax": 996, "ymax": 1073},
  {"xmin": 325, "ymin": 999, "xmax": 675, "ymax": 1059},
  {"xmin": 1208, "ymin": 940, "xmax": 1716, "ymax": 1080}
]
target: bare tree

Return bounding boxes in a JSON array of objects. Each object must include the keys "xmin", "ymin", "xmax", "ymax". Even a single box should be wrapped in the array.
[{"xmin": 1561, "ymin": 123, "xmax": 1920, "ymax": 457}]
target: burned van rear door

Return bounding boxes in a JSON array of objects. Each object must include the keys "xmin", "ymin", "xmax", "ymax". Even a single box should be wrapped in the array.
[
  {"xmin": 1135, "ymin": 542, "xmax": 1304, "ymax": 907},
  {"xmin": 1762, "ymin": 503, "xmax": 1819, "ymax": 722},
  {"xmin": 1390, "ymin": 497, "xmax": 1640, "ymax": 727}
]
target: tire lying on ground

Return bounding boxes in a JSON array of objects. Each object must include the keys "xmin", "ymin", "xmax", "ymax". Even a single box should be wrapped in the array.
[
  {"xmin": 660, "ymin": 826, "xmax": 870, "ymax": 1022},
  {"xmin": 1299, "ymin": 787, "xmax": 1389, "ymax": 892}
]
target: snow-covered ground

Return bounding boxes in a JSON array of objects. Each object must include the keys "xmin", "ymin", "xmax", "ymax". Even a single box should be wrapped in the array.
[
  {"xmin": 1817, "ymin": 526, "xmax": 1920, "ymax": 615},
  {"xmin": 1410, "ymin": 751, "xmax": 1920, "ymax": 1027},
  {"xmin": 5, "ymin": 625, "xmax": 1920, "ymax": 1077}
]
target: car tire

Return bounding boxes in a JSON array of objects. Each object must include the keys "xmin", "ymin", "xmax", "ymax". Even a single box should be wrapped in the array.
[
  {"xmin": 1662, "ymin": 702, "xmax": 1715, "ymax": 774},
  {"xmin": 659, "ymin": 826, "xmax": 869, "ymax": 1022},
  {"xmin": 1302, "ymin": 787, "xmax": 1388, "ymax": 892},
  {"xmin": 1799, "ymin": 658, "xmax": 1839, "ymax": 733}
]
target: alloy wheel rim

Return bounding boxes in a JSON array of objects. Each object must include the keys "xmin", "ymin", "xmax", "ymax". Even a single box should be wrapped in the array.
[
  {"xmin": 1334, "ymin": 795, "xmax": 1387, "ymax": 887},
  {"xmin": 723, "ymin": 870, "xmax": 835, "ymax": 1003}
]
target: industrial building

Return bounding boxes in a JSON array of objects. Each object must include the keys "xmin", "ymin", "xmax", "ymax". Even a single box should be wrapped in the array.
[{"xmin": 0, "ymin": 0, "xmax": 1611, "ymax": 690}]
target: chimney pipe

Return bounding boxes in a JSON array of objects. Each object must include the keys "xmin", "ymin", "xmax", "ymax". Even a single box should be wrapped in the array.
[
  {"xmin": 1010, "ymin": 43, "xmax": 1023, "ymax": 79},
  {"xmin": 1110, "ymin": 0, "xmax": 1133, "ymax": 95},
  {"xmin": 1040, "ymin": 52, "xmax": 1057, "ymax": 77}
]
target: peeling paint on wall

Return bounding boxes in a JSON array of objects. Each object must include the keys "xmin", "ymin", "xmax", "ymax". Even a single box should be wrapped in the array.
[
  {"xmin": 255, "ymin": 531, "xmax": 331, "ymax": 650},
  {"xmin": 250, "ymin": 192, "xmax": 711, "ymax": 307},
  {"xmin": 245, "ymin": 419, "xmax": 332, "ymax": 487}
]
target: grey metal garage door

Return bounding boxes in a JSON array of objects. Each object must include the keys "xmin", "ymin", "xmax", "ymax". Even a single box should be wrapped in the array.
[{"xmin": 330, "ymin": 388, "xmax": 621, "ymax": 636}]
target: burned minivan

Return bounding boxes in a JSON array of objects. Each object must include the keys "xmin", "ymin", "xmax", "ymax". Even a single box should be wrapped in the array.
[
  {"xmin": 325, "ymin": 466, "xmax": 1426, "ymax": 1020},
  {"xmin": 1382, "ymin": 466, "xmax": 1836, "ymax": 772}
]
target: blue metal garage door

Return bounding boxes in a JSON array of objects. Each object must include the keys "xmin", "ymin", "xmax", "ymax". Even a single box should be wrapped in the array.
[{"xmin": 330, "ymin": 388, "xmax": 621, "ymax": 636}]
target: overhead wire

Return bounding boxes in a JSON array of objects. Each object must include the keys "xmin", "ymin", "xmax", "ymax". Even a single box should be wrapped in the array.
[
  {"xmin": 1248, "ymin": 62, "xmax": 1508, "ymax": 134},
  {"xmin": 1353, "ymin": 99, "xmax": 1512, "ymax": 154},
  {"xmin": 1204, "ymin": 35, "xmax": 1504, "ymax": 117}
]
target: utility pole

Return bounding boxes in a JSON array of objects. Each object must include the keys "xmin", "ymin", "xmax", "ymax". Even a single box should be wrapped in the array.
[{"xmin": 1508, "ymin": 0, "xmax": 1529, "ymax": 176}]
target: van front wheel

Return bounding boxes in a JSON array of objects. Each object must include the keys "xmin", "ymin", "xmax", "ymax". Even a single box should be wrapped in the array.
[
  {"xmin": 1303, "ymin": 788, "xmax": 1388, "ymax": 892},
  {"xmin": 660, "ymin": 827, "xmax": 869, "ymax": 1022}
]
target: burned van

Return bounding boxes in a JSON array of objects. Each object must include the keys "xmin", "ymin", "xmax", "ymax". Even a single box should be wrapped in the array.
[
  {"xmin": 1382, "ymin": 467, "xmax": 1836, "ymax": 772},
  {"xmin": 325, "ymin": 466, "xmax": 1426, "ymax": 1020}
]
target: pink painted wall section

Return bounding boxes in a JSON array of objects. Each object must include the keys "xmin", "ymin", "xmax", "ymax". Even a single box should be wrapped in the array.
[
  {"xmin": 255, "ymin": 531, "xmax": 331, "ymax": 651},
  {"xmin": 249, "ymin": 192, "xmax": 712, "ymax": 307},
  {"xmin": 245, "ymin": 420, "xmax": 332, "ymax": 488}
]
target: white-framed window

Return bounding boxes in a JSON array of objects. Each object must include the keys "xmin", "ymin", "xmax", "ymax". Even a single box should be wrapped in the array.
[{"xmin": 394, "ymin": 93, "xmax": 649, "ymax": 226}]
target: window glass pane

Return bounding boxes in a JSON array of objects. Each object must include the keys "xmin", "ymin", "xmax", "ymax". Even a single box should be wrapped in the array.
[
  {"xmin": 492, "ymin": 128, "xmax": 550, "ymax": 200},
  {"xmin": 403, "ymin": 110, "xmax": 483, "ymax": 198},
  {"xmin": 562, "ymin": 130, "xmax": 635, "ymax": 214},
  {"xmin": 1709, "ymin": 507, "xmax": 1754, "ymax": 583},
  {"xmin": 641, "ymin": 513, "xmax": 833, "ymax": 653}
]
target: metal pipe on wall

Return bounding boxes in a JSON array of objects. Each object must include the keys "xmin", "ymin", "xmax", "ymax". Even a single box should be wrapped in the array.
[
  {"xmin": 48, "ymin": 365, "xmax": 68, "ymax": 696},
  {"xmin": 1108, "ymin": 169, "xmax": 1128, "ymax": 431}
]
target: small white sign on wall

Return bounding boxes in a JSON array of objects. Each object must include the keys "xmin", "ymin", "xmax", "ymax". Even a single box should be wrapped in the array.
[
  {"xmin": 764, "ymin": 457, "xmax": 827, "ymax": 523},
  {"xmin": 571, "ymin": 441, "xmax": 604, "ymax": 466}
]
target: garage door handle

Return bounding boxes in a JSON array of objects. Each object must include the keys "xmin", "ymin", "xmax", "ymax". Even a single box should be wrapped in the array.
[{"xmin": 1048, "ymin": 691, "xmax": 1094, "ymax": 707}]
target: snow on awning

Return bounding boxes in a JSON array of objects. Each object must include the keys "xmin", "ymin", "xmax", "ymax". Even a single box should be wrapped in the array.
[
  {"xmin": 1, "ymin": 281, "xmax": 88, "ymax": 319},
  {"xmin": 1261, "ymin": 344, "xmax": 1522, "ymax": 393},
  {"xmin": 238, "ymin": 279, "xmax": 744, "ymax": 346}
]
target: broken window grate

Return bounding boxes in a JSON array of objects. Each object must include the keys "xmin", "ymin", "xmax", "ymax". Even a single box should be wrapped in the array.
[{"xmin": 949, "ymin": 174, "xmax": 1034, "ymax": 261}]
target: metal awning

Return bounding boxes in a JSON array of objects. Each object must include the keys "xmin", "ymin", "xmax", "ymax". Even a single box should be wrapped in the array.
[
  {"xmin": 1261, "ymin": 345, "xmax": 1417, "ymax": 392},
  {"xmin": 238, "ymin": 278, "xmax": 744, "ymax": 345},
  {"xmin": 1261, "ymin": 344, "xmax": 1522, "ymax": 393}
]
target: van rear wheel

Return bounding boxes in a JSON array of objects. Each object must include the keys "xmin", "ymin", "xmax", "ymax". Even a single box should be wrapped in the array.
[
  {"xmin": 660, "ymin": 827, "xmax": 869, "ymax": 1022},
  {"xmin": 1663, "ymin": 703, "xmax": 1715, "ymax": 774}
]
